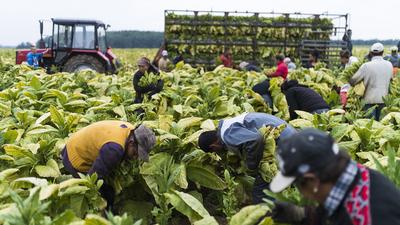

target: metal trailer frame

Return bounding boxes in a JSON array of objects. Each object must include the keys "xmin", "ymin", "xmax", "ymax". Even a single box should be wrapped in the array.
[{"xmin": 163, "ymin": 9, "xmax": 350, "ymax": 68}]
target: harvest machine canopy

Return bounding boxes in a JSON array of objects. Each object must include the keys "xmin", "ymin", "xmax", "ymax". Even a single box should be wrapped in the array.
[{"xmin": 163, "ymin": 9, "xmax": 350, "ymax": 69}]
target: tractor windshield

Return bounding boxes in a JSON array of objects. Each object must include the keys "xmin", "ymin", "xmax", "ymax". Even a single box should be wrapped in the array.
[
  {"xmin": 98, "ymin": 26, "xmax": 107, "ymax": 52},
  {"xmin": 54, "ymin": 24, "xmax": 73, "ymax": 48},
  {"xmin": 73, "ymin": 25, "xmax": 95, "ymax": 49}
]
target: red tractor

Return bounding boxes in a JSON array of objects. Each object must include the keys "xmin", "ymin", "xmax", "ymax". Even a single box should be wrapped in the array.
[{"xmin": 16, "ymin": 18, "xmax": 119, "ymax": 74}]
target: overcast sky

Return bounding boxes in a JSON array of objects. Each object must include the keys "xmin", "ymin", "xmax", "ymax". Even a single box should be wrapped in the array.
[{"xmin": 1, "ymin": 0, "xmax": 399, "ymax": 46}]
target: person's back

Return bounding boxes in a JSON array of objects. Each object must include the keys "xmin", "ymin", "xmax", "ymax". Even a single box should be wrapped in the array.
[
  {"xmin": 284, "ymin": 85, "xmax": 330, "ymax": 119},
  {"xmin": 158, "ymin": 57, "xmax": 170, "ymax": 72},
  {"xmin": 219, "ymin": 112, "xmax": 296, "ymax": 152},
  {"xmin": 384, "ymin": 54, "xmax": 399, "ymax": 67},
  {"xmin": 66, "ymin": 120, "xmax": 134, "ymax": 172},
  {"xmin": 351, "ymin": 57, "xmax": 392, "ymax": 104}
]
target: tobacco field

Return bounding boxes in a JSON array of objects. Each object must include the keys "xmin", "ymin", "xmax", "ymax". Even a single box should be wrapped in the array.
[{"xmin": 0, "ymin": 48, "xmax": 399, "ymax": 225}]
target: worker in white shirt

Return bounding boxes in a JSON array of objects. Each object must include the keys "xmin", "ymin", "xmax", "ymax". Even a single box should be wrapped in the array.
[{"xmin": 349, "ymin": 43, "xmax": 393, "ymax": 120}]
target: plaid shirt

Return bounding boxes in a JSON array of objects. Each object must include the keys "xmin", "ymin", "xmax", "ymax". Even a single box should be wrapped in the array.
[{"xmin": 324, "ymin": 160, "xmax": 358, "ymax": 216}]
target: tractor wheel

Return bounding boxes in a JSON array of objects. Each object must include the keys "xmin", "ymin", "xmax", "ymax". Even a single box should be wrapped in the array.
[{"xmin": 63, "ymin": 55, "xmax": 105, "ymax": 73}]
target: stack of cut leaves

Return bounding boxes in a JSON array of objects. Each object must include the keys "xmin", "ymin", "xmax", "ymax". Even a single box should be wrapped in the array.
[
  {"xmin": 138, "ymin": 72, "xmax": 159, "ymax": 87},
  {"xmin": 165, "ymin": 12, "xmax": 334, "ymax": 68},
  {"xmin": 0, "ymin": 49, "xmax": 399, "ymax": 225}
]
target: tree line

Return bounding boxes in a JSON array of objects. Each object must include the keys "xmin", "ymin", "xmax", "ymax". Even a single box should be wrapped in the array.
[{"xmin": 11, "ymin": 31, "xmax": 399, "ymax": 49}]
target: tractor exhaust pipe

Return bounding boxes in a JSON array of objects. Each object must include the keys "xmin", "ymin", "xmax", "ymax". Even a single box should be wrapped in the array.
[{"xmin": 38, "ymin": 20, "xmax": 46, "ymax": 48}]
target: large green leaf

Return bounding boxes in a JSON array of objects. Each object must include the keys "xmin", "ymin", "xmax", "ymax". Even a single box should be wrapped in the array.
[
  {"xmin": 186, "ymin": 165, "xmax": 226, "ymax": 190},
  {"xmin": 174, "ymin": 163, "xmax": 188, "ymax": 189},
  {"xmin": 30, "ymin": 76, "xmax": 42, "ymax": 90},
  {"xmin": 164, "ymin": 190, "xmax": 210, "ymax": 222},
  {"xmin": 330, "ymin": 124, "xmax": 352, "ymax": 142},
  {"xmin": 39, "ymin": 184, "xmax": 60, "ymax": 200},
  {"xmin": 294, "ymin": 110, "xmax": 314, "ymax": 121},
  {"xmin": 35, "ymin": 159, "xmax": 61, "ymax": 178},
  {"xmin": 3, "ymin": 144, "xmax": 33, "ymax": 158},
  {"xmin": 49, "ymin": 105, "xmax": 65, "ymax": 128},
  {"xmin": 177, "ymin": 117, "xmax": 203, "ymax": 130},
  {"xmin": 52, "ymin": 210, "xmax": 78, "ymax": 225},
  {"xmin": 229, "ymin": 205, "xmax": 271, "ymax": 225}
]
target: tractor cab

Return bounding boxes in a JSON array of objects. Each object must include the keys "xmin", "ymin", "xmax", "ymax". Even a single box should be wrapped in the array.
[{"xmin": 16, "ymin": 18, "xmax": 119, "ymax": 74}]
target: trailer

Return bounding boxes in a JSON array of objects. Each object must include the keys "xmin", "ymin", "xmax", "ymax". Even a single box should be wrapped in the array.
[{"xmin": 162, "ymin": 10, "xmax": 350, "ymax": 69}]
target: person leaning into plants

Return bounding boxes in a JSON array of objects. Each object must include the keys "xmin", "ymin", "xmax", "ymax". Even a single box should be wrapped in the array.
[
  {"xmin": 239, "ymin": 61, "xmax": 261, "ymax": 72},
  {"xmin": 219, "ymin": 48, "xmax": 235, "ymax": 68},
  {"xmin": 198, "ymin": 112, "xmax": 297, "ymax": 204},
  {"xmin": 265, "ymin": 54, "xmax": 288, "ymax": 80},
  {"xmin": 349, "ymin": 43, "xmax": 392, "ymax": 121},
  {"xmin": 281, "ymin": 79, "xmax": 330, "ymax": 120},
  {"xmin": 270, "ymin": 128, "xmax": 400, "ymax": 225},
  {"xmin": 61, "ymin": 120, "xmax": 156, "ymax": 212},
  {"xmin": 252, "ymin": 78, "xmax": 273, "ymax": 107},
  {"xmin": 133, "ymin": 57, "xmax": 164, "ymax": 104}
]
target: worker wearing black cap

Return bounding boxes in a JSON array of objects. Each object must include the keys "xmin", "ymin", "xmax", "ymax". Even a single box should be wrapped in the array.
[{"xmin": 270, "ymin": 128, "xmax": 400, "ymax": 225}]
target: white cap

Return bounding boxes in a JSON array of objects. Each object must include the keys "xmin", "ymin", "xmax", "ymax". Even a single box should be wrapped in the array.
[
  {"xmin": 283, "ymin": 57, "xmax": 291, "ymax": 64},
  {"xmin": 270, "ymin": 171, "xmax": 296, "ymax": 193},
  {"xmin": 239, "ymin": 61, "xmax": 249, "ymax": 69},
  {"xmin": 370, "ymin": 43, "xmax": 384, "ymax": 53},
  {"xmin": 390, "ymin": 46, "xmax": 398, "ymax": 52},
  {"xmin": 161, "ymin": 50, "xmax": 168, "ymax": 57}
]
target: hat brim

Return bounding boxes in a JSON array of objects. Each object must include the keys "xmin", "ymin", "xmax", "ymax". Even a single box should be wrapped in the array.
[
  {"xmin": 137, "ymin": 144, "xmax": 149, "ymax": 162},
  {"xmin": 270, "ymin": 171, "xmax": 296, "ymax": 193}
]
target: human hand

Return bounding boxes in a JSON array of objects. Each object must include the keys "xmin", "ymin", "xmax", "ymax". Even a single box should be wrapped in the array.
[{"xmin": 272, "ymin": 201, "xmax": 305, "ymax": 224}]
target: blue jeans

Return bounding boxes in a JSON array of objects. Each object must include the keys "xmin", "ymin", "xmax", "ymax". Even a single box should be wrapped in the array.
[
  {"xmin": 364, "ymin": 104, "xmax": 385, "ymax": 121},
  {"xmin": 262, "ymin": 94, "xmax": 273, "ymax": 108}
]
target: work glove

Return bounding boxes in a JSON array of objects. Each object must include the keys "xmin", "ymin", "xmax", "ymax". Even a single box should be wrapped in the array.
[{"xmin": 272, "ymin": 201, "xmax": 306, "ymax": 224}]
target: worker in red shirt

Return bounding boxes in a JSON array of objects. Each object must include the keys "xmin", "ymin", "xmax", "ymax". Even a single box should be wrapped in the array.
[
  {"xmin": 220, "ymin": 48, "xmax": 234, "ymax": 68},
  {"xmin": 266, "ymin": 54, "xmax": 288, "ymax": 80}
]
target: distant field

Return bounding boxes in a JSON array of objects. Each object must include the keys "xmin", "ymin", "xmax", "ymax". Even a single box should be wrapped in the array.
[{"xmin": 0, "ymin": 45, "xmax": 384, "ymax": 68}]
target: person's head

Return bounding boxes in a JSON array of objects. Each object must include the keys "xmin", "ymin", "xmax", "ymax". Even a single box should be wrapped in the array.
[
  {"xmin": 137, "ymin": 57, "xmax": 151, "ymax": 73},
  {"xmin": 198, "ymin": 130, "xmax": 223, "ymax": 152},
  {"xmin": 281, "ymin": 79, "xmax": 299, "ymax": 93},
  {"xmin": 370, "ymin": 42, "xmax": 384, "ymax": 57},
  {"xmin": 161, "ymin": 50, "xmax": 168, "ymax": 58},
  {"xmin": 239, "ymin": 61, "xmax": 249, "ymax": 70},
  {"xmin": 224, "ymin": 48, "xmax": 232, "ymax": 57},
  {"xmin": 346, "ymin": 29, "xmax": 352, "ymax": 38},
  {"xmin": 340, "ymin": 50, "xmax": 351, "ymax": 64},
  {"xmin": 30, "ymin": 46, "xmax": 37, "ymax": 53},
  {"xmin": 275, "ymin": 54, "xmax": 285, "ymax": 63},
  {"xmin": 125, "ymin": 124, "xmax": 156, "ymax": 161},
  {"xmin": 390, "ymin": 46, "xmax": 398, "ymax": 56},
  {"xmin": 283, "ymin": 57, "xmax": 291, "ymax": 65},
  {"xmin": 309, "ymin": 51, "xmax": 319, "ymax": 63},
  {"xmin": 270, "ymin": 128, "xmax": 351, "ymax": 204}
]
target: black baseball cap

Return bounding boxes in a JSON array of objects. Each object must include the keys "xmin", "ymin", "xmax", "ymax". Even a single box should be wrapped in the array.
[{"xmin": 270, "ymin": 128, "xmax": 340, "ymax": 193}]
